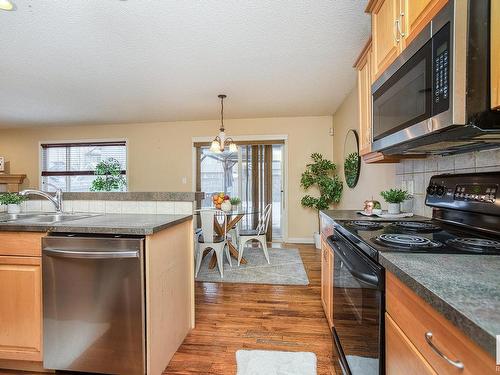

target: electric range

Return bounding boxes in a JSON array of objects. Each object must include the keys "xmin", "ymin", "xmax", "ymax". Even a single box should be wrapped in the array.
[{"xmin": 329, "ymin": 172, "xmax": 499, "ymax": 375}]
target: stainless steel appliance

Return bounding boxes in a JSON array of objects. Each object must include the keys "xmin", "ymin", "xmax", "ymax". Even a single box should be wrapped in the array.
[
  {"xmin": 328, "ymin": 172, "xmax": 499, "ymax": 374},
  {"xmin": 371, "ymin": 0, "xmax": 500, "ymax": 155},
  {"xmin": 42, "ymin": 234, "xmax": 146, "ymax": 375}
]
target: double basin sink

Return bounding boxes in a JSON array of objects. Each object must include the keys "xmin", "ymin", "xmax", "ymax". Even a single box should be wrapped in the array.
[{"xmin": 0, "ymin": 212, "xmax": 100, "ymax": 225}]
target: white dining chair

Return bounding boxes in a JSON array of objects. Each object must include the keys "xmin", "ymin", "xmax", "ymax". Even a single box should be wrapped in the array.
[
  {"xmin": 195, "ymin": 209, "xmax": 232, "ymax": 278},
  {"xmin": 238, "ymin": 204, "xmax": 272, "ymax": 266}
]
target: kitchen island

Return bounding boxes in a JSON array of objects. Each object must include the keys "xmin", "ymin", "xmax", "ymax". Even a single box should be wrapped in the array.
[{"xmin": 0, "ymin": 213, "xmax": 194, "ymax": 375}]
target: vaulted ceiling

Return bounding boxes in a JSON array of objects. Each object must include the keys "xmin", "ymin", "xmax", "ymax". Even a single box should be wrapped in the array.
[{"xmin": 0, "ymin": 0, "xmax": 370, "ymax": 128}]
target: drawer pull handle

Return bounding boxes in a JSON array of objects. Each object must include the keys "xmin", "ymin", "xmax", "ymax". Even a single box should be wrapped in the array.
[{"xmin": 424, "ymin": 332, "xmax": 464, "ymax": 370}]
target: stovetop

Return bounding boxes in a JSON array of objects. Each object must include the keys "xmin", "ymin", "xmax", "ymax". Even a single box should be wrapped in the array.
[{"xmin": 334, "ymin": 219, "xmax": 500, "ymax": 261}]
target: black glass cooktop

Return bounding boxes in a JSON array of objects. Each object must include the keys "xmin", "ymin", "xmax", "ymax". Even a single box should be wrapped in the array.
[{"xmin": 335, "ymin": 219, "xmax": 500, "ymax": 259}]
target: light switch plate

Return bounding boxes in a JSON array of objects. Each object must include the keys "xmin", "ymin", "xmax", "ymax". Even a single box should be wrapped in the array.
[
  {"xmin": 407, "ymin": 180, "xmax": 415, "ymax": 195},
  {"xmin": 0, "ymin": 157, "xmax": 4, "ymax": 172}
]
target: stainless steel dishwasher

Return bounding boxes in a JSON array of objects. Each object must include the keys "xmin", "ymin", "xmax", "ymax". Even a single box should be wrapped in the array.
[{"xmin": 42, "ymin": 234, "xmax": 145, "ymax": 375}]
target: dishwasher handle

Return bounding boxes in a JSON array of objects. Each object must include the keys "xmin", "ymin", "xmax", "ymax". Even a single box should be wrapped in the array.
[{"xmin": 43, "ymin": 248, "xmax": 140, "ymax": 259}]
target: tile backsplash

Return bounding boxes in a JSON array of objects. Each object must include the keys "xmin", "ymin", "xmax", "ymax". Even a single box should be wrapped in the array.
[
  {"xmin": 396, "ymin": 147, "xmax": 500, "ymax": 218},
  {"xmin": 0, "ymin": 199, "xmax": 194, "ymax": 215}
]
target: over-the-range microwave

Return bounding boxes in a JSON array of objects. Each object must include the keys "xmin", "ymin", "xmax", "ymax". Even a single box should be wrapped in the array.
[{"xmin": 371, "ymin": 0, "xmax": 500, "ymax": 155}]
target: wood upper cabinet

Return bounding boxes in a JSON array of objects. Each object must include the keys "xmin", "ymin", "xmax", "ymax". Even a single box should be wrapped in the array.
[
  {"xmin": 368, "ymin": 0, "xmax": 402, "ymax": 79},
  {"xmin": 0, "ymin": 256, "xmax": 42, "ymax": 361},
  {"xmin": 354, "ymin": 40, "xmax": 373, "ymax": 156},
  {"xmin": 492, "ymin": 0, "xmax": 500, "ymax": 110},
  {"xmin": 320, "ymin": 236, "xmax": 333, "ymax": 330},
  {"xmin": 367, "ymin": 0, "xmax": 448, "ymax": 80},
  {"xmin": 402, "ymin": 0, "xmax": 448, "ymax": 47}
]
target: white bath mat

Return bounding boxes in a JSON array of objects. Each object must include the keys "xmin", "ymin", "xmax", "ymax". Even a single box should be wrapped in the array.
[{"xmin": 236, "ymin": 350, "xmax": 317, "ymax": 375}]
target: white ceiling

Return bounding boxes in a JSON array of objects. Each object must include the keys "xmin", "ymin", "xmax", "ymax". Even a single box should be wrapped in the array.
[{"xmin": 0, "ymin": 0, "xmax": 370, "ymax": 128}]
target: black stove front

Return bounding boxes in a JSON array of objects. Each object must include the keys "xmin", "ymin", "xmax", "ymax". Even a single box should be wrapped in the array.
[{"xmin": 329, "ymin": 172, "xmax": 499, "ymax": 375}]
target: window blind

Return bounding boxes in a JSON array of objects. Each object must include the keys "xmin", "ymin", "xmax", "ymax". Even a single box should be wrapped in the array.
[{"xmin": 40, "ymin": 141, "xmax": 127, "ymax": 192}]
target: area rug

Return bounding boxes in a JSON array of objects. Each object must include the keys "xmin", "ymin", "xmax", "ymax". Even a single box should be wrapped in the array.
[
  {"xmin": 236, "ymin": 350, "xmax": 317, "ymax": 375},
  {"xmin": 195, "ymin": 246, "xmax": 309, "ymax": 285}
]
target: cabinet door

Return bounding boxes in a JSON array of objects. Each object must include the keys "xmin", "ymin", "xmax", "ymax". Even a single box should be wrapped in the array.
[
  {"xmin": 0, "ymin": 256, "xmax": 42, "ymax": 361},
  {"xmin": 386, "ymin": 313, "xmax": 437, "ymax": 375},
  {"xmin": 371, "ymin": 0, "xmax": 401, "ymax": 79},
  {"xmin": 402, "ymin": 0, "xmax": 448, "ymax": 47},
  {"xmin": 357, "ymin": 47, "xmax": 373, "ymax": 156},
  {"xmin": 320, "ymin": 238, "xmax": 333, "ymax": 330}
]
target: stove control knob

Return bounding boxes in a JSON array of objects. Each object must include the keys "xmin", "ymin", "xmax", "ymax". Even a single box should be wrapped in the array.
[
  {"xmin": 436, "ymin": 186, "xmax": 446, "ymax": 196},
  {"xmin": 427, "ymin": 184, "xmax": 436, "ymax": 195}
]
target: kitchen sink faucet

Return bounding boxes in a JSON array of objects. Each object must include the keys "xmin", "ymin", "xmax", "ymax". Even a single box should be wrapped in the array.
[{"xmin": 19, "ymin": 183, "xmax": 63, "ymax": 213}]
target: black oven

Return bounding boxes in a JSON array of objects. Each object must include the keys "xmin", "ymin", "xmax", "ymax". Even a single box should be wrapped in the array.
[{"xmin": 327, "ymin": 233, "xmax": 384, "ymax": 375}]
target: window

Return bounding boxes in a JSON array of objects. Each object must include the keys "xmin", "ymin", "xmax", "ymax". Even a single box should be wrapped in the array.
[{"xmin": 41, "ymin": 140, "xmax": 127, "ymax": 192}]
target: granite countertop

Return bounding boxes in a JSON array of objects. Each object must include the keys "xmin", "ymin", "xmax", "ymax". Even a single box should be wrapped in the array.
[
  {"xmin": 0, "ymin": 213, "xmax": 192, "ymax": 235},
  {"xmin": 320, "ymin": 209, "xmax": 429, "ymax": 222},
  {"xmin": 380, "ymin": 253, "xmax": 500, "ymax": 357}
]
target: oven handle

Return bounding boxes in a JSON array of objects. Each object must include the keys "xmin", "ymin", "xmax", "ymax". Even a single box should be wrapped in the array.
[{"xmin": 327, "ymin": 235, "xmax": 380, "ymax": 288}]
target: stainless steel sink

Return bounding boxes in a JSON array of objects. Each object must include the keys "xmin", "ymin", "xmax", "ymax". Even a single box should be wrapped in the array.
[{"xmin": 0, "ymin": 212, "xmax": 100, "ymax": 224}]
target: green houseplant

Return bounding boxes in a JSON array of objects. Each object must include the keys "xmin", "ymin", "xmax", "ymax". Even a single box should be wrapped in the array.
[
  {"xmin": 229, "ymin": 197, "xmax": 241, "ymax": 210},
  {"xmin": 301, "ymin": 153, "xmax": 343, "ymax": 248},
  {"xmin": 380, "ymin": 188, "xmax": 409, "ymax": 214},
  {"xmin": 90, "ymin": 158, "xmax": 127, "ymax": 192},
  {"xmin": 0, "ymin": 192, "xmax": 27, "ymax": 214}
]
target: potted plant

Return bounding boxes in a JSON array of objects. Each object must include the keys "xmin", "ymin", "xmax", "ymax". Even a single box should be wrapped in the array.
[
  {"xmin": 380, "ymin": 188, "xmax": 409, "ymax": 214},
  {"xmin": 90, "ymin": 158, "xmax": 127, "ymax": 192},
  {"xmin": 301, "ymin": 153, "xmax": 343, "ymax": 249},
  {"xmin": 0, "ymin": 192, "xmax": 27, "ymax": 214},
  {"xmin": 230, "ymin": 197, "xmax": 241, "ymax": 211}
]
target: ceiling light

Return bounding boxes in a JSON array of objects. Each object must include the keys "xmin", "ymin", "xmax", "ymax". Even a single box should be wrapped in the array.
[
  {"xmin": 0, "ymin": 0, "xmax": 14, "ymax": 11},
  {"xmin": 209, "ymin": 94, "xmax": 237, "ymax": 154}
]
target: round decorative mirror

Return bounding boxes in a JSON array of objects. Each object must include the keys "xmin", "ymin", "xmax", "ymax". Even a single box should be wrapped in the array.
[{"xmin": 344, "ymin": 129, "xmax": 361, "ymax": 188}]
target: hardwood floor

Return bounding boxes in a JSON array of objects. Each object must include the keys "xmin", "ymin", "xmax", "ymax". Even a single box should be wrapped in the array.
[
  {"xmin": 164, "ymin": 243, "xmax": 337, "ymax": 375},
  {"xmin": 0, "ymin": 243, "xmax": 337, "ymax": 375}
]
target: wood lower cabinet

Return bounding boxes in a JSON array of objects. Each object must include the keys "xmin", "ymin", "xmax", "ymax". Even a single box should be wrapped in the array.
[
  {"xmin": 320, "ymin": 236, "xmax": 333, "ymax": 330},
  {"xmin": 386, "ymin": 272, "xmax": 496, "ymax": 374},
  {"xmin": 0, "ymin": 256, "xmax": 42, "ymax": 361},
  {"xmin": 386, "ymin": 313, "xmax": 437, "ymax": 375}
]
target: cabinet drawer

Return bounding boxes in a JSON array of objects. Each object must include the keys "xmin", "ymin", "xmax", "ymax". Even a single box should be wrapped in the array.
[
  {"xmin": 0, "ymin": 232, "xmax": 44, "ymax": 257},
  {"xmin": 386, "ymin": 313, "xmax": 436, "ymax": 375},
  {"xmin": 386, "ymin": 272, "xmax": 496, "ymax": 374}
]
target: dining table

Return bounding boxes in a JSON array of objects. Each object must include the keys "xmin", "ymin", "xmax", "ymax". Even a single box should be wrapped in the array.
[{"xmin": 195, "ymin": 207, "xmax": 260, "ymax": 269}]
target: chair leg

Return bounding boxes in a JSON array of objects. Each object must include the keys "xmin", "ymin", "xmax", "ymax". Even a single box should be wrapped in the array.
[
  {"xmin": 225, "ymin": 243, "xmax": 232, "ymax": 267},
  {"xmin": 195, "ymin": 245, "xmax": 205, "ymax": 277},
  {"xmin": 238, "ymin": 238, "xmax": 247, "ymax": 266},
  {"xmin": 258, "ymin": 235, "xmax": 270, "ymax": 264},
  {"xmin": 214, "ymin": 244, "xmax": 225, "ymax": 278}
]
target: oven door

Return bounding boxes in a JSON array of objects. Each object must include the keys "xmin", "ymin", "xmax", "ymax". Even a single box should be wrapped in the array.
[{"xmin": 328, "ymin": 234, "xmax": 384, "ymax": 375}]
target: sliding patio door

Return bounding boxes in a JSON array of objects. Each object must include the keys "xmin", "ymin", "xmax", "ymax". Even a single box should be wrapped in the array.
[{"xmin": 195, "ymin": 141, "xmax": 284, "ymax": 241}]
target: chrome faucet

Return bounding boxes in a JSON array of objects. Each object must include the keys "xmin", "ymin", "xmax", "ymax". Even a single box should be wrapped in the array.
[{"xmin": 19, "ymin": 183, "xmax": 63, "ymax": 213}]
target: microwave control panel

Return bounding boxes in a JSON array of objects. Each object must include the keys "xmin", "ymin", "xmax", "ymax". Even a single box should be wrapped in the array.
[{"xmin": 432, "ymin": 22, "xmax": 450, "ymax": 115}]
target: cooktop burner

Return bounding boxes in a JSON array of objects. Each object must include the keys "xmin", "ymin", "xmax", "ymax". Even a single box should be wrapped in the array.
[
  {"xmin": 393, "ymin": 221, "xmax": 441, "ymax": 232},
  {"xmin": 373, "ymin": 233, "xmax": 442, "ymax": 249},
  {"xmin": 348, "ymin": 220, "xmax": 384, "ymax": 230},
  {"xmin": 447, "ymin": 238, "xmax": 500, "ymax": 253}
]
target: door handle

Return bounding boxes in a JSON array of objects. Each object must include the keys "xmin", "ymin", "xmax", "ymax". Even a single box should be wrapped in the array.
[{"xmin": 44, "ymin": 248, "xmax": 139, "ymax": 259}]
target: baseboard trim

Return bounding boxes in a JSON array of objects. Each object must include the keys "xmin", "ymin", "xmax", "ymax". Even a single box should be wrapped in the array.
[{"xmin": 286, "ymin": 237, "xmax": 314, "ymax": 244}]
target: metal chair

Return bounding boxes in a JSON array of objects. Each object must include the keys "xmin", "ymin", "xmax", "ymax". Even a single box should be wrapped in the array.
[
  {"xmin": 238, "ymin": 204, "xmax": 272, "ymax": 266},
  {"xmin": 195, "ymin": 209, "xmax": 232, "ymax": 278}
]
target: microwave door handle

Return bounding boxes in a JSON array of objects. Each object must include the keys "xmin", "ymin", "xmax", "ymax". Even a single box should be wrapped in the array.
[
  {"xmin": 328, "ymin": 238, "xmax": 380, "ymax": 287},
  {"xmin": 44, "ymin": 248, "xmax": 139, "ymax": 259}
]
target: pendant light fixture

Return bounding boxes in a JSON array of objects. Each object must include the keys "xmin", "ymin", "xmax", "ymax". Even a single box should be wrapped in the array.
[
  {"xmin": 0, "ymin": 0, "xmax": 14, "ymax": 11},
  {"xmin": 210, "ymin": 94, "xmax": 238, "ymax": 153}
]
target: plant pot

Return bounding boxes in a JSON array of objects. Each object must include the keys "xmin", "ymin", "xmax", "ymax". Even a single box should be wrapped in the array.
[
  {"xmin": 387, "ymin": 203, "xmax": 400, "ymax": 215},
  {"xmin": 7, "ymin": 204, "xmax": 21, "ymax": 214},
  {"xmin": 313, "ymin": 232, "xmax": 321, "ymax": 249},
  {"xmin": 231, "ymin": 205, "xmax": 238, "ymax": 211}
]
